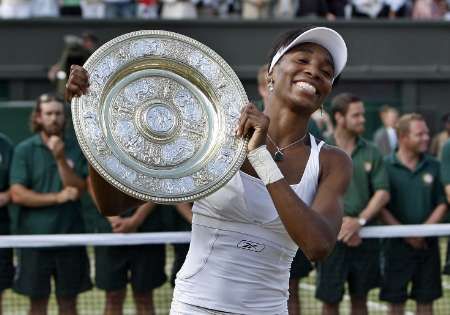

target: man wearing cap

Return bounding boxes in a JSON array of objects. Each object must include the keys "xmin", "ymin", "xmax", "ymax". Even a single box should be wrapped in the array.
[
  {"xmin": 315, "ymin": 93, "xmax": 390, "ymax": 315},
  {"xmin": 380, "ymin": 113, "xmax": 447, "ymax": 315},
  {"xmin": 0, "ymin": 132, "xmax": 15, "ymax": 312},
  {"xmin": 9, "ymin": 94, "xmax": 92, "ymax": 315}
]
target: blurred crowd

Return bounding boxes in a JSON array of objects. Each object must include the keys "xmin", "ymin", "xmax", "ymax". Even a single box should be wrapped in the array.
[{"xmin": 0, "ymin": 0, "xmax": 449, "ymax": 20}]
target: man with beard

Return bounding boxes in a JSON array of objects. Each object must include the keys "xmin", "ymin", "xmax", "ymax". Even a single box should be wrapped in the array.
[
  {"xmin": 380, "ymin": 113, "xmax": 447, "ymax": 315},
  {"xmin": 10, "ymin": 94, "xmax": 92, "ymax": 315},
  {"xmin": 316, "ymin": 93, "xmax": 390, "ymax": 315}
]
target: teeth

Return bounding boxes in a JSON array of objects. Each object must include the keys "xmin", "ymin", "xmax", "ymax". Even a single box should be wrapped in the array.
[{"xmin": 296, "ymin": 82, "xmax": 316, "ymax": 95}]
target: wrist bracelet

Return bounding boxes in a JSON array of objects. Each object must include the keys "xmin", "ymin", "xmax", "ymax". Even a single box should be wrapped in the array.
[{"xmin": 247, "ymin": 145, "xmax": 284, "ymax": 185}]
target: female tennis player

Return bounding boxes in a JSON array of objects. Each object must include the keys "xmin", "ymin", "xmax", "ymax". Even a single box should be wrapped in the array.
[{"xmin": 66, "ymin": 26, "xmax": 352, "ymax": 315}]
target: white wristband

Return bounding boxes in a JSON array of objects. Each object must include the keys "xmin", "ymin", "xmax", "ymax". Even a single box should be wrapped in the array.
[{"xmin": 247, "ymin": 145, "xmax": 284, "ymax": 185}]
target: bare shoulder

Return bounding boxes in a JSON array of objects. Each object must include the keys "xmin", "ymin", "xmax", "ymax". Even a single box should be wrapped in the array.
[{"xmin": 319, "ymin": 143, "xmax": 352, "ymax": 179}]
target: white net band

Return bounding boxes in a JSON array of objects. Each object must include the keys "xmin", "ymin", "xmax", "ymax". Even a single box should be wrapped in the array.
[{"xmin": 1, "ymin": 224, "xmax": 450, "ymax": 248}]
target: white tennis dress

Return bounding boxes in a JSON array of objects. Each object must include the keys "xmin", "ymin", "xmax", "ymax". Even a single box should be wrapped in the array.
[{"xmin": 171, "ymin": 135, "xmax": 324, "ymax": 315}]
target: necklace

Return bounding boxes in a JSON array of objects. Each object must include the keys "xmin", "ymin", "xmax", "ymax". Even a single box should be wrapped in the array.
[{"xmin": 267, "ymin": 133, "xmax": 308, "ymax": 162}]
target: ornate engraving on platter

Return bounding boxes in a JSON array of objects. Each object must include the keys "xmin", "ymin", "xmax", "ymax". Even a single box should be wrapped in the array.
[
  {"xmin": 72, "ymin": 30, "xmax": 248, "ymax": 203},
  {"xmin": 146, "ymin": 105, "xmax": 175, "ymax": 133}
]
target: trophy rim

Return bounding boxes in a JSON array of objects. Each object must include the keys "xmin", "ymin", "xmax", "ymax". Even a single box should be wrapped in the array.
[{"xmin": 72, "ymin": 30, "xmax": 249, "ymax": 204}]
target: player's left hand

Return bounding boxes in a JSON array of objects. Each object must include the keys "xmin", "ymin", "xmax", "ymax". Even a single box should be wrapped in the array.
[{"xmin": 236, "ymin": 103, "xmax": 269, "ymax": 152}]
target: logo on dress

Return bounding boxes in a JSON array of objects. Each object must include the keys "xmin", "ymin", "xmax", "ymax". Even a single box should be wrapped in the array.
[
  {"xmin": 422, "ymin": 173, "xmax": 433, "ymax": 185},
  {"xmin": 237, "ymin": 240, "xmax": 265, "ymax": 252},
  {"xmin": 364, "ymin": 162, "xmax": 372, "ymax": 172}
]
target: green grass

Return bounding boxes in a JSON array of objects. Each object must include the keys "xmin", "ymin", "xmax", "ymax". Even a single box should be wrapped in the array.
[{"xmin": 3, "ymin": 240, "xmax": 450, "ymax": 314}]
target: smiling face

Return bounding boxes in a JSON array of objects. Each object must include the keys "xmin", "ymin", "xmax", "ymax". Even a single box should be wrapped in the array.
[
  {"xmin": 269, "ymin": 42, "xmax": 334, "ymax": 113},
  {"xmin": 401, "ymin": 120, "xmax": 430, "ymax": 154}
]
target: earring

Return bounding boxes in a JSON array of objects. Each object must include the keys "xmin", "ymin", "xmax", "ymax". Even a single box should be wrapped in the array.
[
  {"xmin": 268, "ymin": 78, "xmax": 274, "ymax": 92},
  {"xmin": 320, "ymin": 104, "xmax": 324, "ymax": 116}
]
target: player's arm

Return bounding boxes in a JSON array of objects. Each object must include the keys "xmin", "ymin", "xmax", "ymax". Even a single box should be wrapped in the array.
[
  {"xmin": 175, "ymin": 203, "xmax": 193, "ymax": 224},
  {"xmin": 66, "ymin": 65, "xmax": 145, "ymax": 216},
  {"xmin": 268, "ymin": 146, "xmax": 352, "ymax": 261},
  {"xmin": 88, "ymin": 166, "xmax": 144, "ymax": 216}
]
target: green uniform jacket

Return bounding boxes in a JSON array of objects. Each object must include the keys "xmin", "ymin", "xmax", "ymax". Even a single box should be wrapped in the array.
[
  {"xmin": 384, "ymin": 153, "xmax": 446, "ymax": 224},
  {"xmin": 9, "ymin": 134, "xmax": 87, "ymax": 234},
  {"xmin": 441, "ymin": 139, "xmax": 450, "ymax": 186},
  {"xmin": 328, "ymin": 136, "xmax": 390, "ymax": 221}
]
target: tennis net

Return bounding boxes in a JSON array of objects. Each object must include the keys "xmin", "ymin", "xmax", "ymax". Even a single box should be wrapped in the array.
[{"xmin": 1, "ymin": 225, "xmax": 450, "ymax": 314}]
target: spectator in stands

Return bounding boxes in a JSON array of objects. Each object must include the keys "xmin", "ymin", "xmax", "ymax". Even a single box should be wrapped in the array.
[
  {"xmin": 412, "ymin": 0, "xmax": 448, "ymax": 19},
  {"xmin": 430, "ymin": 112, "xmax": 450, "ymax": 159},
  {"xmin": 440, "ymin": 139, "xmax": 450, "ymax": 275},
  {"xmin": 384, "ymin": 0, "xmax": 411, "ymax": 18},
  {"xmin": 48, "ymin": 34, "xmax": 94, "ymax": 98},
  {"xmin": 0, "ymin": 133, "xmax": 14, "ymax": 315},
  {"xmin": 351, "ymin": 0, "xmax": 388, "ymax": 18},
  {"xmin": 326, "ymin": 0, "xmax": 350, "ymax": 18},
  {"xmin": 59, "ymin": 0, "xmax": 82, "ymax": 16},
  {"xmin": 160, "ymin": 0, "xmax": 197, "ymax": 18},
  {"xmin": 104, "ymin": 0, "xmax": 135, "ymax": 18},
  {"xmin": 80, "ymin": 0, "xmax": 105, "ymax": 18},
  {"xmin": 316, "ymin": 93, "xmax": 390, "ymax": 315},
  {"xmin": 296, "ymin": 0, "xmax": 336, "ymax": 20},
  {"xmin": 373, "ymin": 105, "xmax": 399, "ymax": 156},
  {"xmin": 9, "ymin": 93, "xmax": 92, "ymax": 315},
  {"xmin": 136, "ymin": 0, "xmax": 158, "ymax": 18},
  {"xmin": 31, "ymin": 0, "xmax": 59, "ymax": 17},
  {"xmin": 380, "ymin": 113, "xmax": 447, "ymax": 315},
  {"xmin": 89, "ymin": 199, "xmax": 167, "ymax": 315},
  {"xmin": 241, "ymin": 0, "xmax": 270, "ymax": 19},
  {"xmin": 272, "ymin": 0, "xmax": 296, "ymax": 18},
  {"xmin": 81, "ymin": 31, "xmax": 99, "ymax": 53},
  {"xmin": 0, "ymin": 0, "xmax": 32, "ymax": 18}
]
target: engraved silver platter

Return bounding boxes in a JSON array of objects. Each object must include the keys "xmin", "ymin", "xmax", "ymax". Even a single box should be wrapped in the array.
[{"xmin": 72, "ymin": 30, "xmax": 248, "ymax": 203}]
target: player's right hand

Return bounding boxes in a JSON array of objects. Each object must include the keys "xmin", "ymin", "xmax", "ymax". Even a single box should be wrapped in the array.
[
  {"xmin": 56, "ymin": 186, "xmax": 79, "ymax": 204},
  {"xmin": 65, "ymin": 65, "xmax": 89, "ymax": 102}
]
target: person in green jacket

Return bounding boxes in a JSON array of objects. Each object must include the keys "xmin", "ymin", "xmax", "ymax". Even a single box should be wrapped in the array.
[
  {"xmin": 380, "ymin": 113, "xmax": 447, "ymax": 315},
  {"xmin": 10, "ymin": 94, "xmax": 92, "ymax": 315},
  {"xmin": 316, "ymin": 93, "xmax": 390, "ymax": 315}
]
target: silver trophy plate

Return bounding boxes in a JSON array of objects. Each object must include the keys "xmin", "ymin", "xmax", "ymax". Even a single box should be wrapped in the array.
[{"xmin": 72, "ymin": 30, "xmax": 248, "ymax": 203}]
